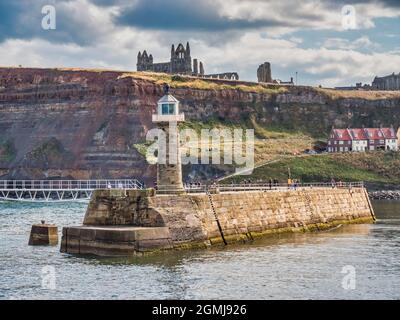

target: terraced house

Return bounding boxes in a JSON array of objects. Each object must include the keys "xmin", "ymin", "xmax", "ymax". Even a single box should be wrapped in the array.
[{"xmin": 328, "ymin": 127, "xmax": 398, "ymax": 153}]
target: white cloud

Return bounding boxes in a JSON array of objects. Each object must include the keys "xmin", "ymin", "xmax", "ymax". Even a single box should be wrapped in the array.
[
  {"xmin": 322, "ymin": 36, "xmax": 379, "ymax": 50},
  {"xmin": 216, "ymin": 0, "xmax": 400, "ymax": 33},
  {"xmin": 0, "ymin": 0, "xmax": 399, "ymax": 89}
]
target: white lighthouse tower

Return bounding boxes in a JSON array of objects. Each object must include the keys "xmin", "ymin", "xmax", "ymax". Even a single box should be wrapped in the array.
[{"xmin": 152, "ymin": 85, "xmax": 185, "ymax": 194}]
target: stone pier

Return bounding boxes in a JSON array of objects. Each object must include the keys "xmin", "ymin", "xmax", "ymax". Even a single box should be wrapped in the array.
[
  {"xmin": 61, "ymin": 187, "xmax": 375, "ymax": 256},
  {"xmin": 60, "ymin": 91, "xmax": 375, "ymax": 257}
]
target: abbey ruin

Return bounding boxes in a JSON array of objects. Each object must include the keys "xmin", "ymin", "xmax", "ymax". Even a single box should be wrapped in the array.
[
  {"xmin": 336, "ymin": 72, "xmax": 400, "ymax": 91},
  {"xmin": 137, "ymin": 42, "xmax": 239, "ymax": 80},
  {"xmin": 257, "ymin": 62, "xmax": 272, "ymax": 83},
  {"xmin": 372, "ymin": 73, "xmax": 400, "ymax": 90},
  {"xmin": 257, "ymin": 61, "xmax": 294, "ymax": 85}
]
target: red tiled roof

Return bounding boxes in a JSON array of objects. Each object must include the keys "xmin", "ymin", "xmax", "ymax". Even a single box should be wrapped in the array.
[
  {"xmin": 348, "ymin": 128, "xmax": 368, "ymax": 140},
  {"xmin": 332, "ymin": 129, "xmax": 352, "ymax": 141},
  {"xmin": 332, "ymin": 127, "xmax": 396, "ymax": 141},
  {"xmin": 363, "ymin": 128, "xmax": 380, "ymax": 140},
  {"xmin": 380, "ymin": 127, "xmax": 396, "ymax": 139}
]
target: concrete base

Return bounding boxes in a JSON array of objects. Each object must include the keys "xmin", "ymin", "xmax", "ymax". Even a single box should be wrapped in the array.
[
  {"xmin": 29, "ymin": 224, "xmax": 58, "ymax": 246},
  {"xmin": 60, "ymin": 226, "xmax": 173, "ymax": 256}
]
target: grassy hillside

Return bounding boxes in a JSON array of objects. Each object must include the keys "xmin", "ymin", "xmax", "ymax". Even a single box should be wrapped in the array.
[
  {"xmin": 134, "ymin": 116, "xmax": 317, "ymax": 166},
  {"xmin": 316, "ymin": 87, "xmax": 400, "ymax": 100},
  {"xmin": 120, "ymin": 71, "xmax": 289, "ymax": 94},
  {"xmin": 223, "ymin": 151, "xmax": 400, "ymax": 189},
  {"xmin": 134, "ymin": 113, "xmax": 400, "ymax": 189}
]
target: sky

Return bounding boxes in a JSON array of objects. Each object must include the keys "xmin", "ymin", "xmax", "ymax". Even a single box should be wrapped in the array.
[{"xmin": 0, "ymin": 0, "xmax": 399, "ymax": 87}]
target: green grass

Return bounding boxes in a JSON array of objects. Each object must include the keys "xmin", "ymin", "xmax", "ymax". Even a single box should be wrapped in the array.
[
  {"xmin": 316, "ymin": 87, "xmax": 400, "ymax": 100},
  {"xmin": 119, "ymin": 71, "xmax": 288, "ymax": 94},
  {"xmin": 223, "ymin": 152, "xmax": 399, "ymax": 186},
  {"xmin": 133, "ymin": 141, "xmax": 153, "ymax": 157}
]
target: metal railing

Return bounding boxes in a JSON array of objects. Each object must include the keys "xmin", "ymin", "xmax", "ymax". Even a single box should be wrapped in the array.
[
  {"xmin": 0, "ymin": 179, "xmax": 144, "ymax": 191},
  {"xmin": 183, "ymin": 181, "xmax": 364, "ymax": 193}
]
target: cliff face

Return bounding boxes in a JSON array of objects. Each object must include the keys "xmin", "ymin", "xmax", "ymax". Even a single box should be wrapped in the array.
[{"xmin": 1, "ymin": 67, "xmax": 400, "ymax": 183}]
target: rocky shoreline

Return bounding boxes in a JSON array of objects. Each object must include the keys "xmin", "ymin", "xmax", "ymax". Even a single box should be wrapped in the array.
[{"xmin": 368, "ymin": 190, "xmax": 400, "ymax": 200}]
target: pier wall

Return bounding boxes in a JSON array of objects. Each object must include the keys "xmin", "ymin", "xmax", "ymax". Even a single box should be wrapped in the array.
[{"xmin": 61, "ymin": 187, "xmax": 375, "ymax": 255}]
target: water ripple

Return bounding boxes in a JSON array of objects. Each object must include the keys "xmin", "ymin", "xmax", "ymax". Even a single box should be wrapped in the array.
[{"xmin": 0, "ymin": 200, "xmax": 399, "ymax": 300}]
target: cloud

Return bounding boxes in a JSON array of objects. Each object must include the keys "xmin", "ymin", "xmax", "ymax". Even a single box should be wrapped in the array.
[
  {"xmin": 0, "ymin": 0, "xmax": 117, "ymax": 45},
  {"xmin": 322, "ymin": 36, "xmax": 379, "ymax": 50},
  {"xmin": 3, "ymin": 30, "xmax": 398, "ymax": 88},
  {"xmin": 0, "ymin": 0, "xmax": 399, "ymax": 88},
  {"xmin": 179, "ymin": 32, "xmax": 400, "ymax": 86},
  {"xmin": 1, "ymin": 0, "xmax": 399, "ymax": 46},
  {"xmin": 116, "ymin": 0, "xmax": 289, "ymax": 31}
]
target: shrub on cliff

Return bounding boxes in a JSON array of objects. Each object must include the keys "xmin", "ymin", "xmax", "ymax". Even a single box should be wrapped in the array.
[{"xmin": 0, "ymin": 140, "xmax": 16, "ymax": 163}]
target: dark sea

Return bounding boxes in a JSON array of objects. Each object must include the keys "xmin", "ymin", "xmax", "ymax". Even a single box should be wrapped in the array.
[{"xmin": 0, "ymin": 200, "xmax": 399, "ymax": 299}]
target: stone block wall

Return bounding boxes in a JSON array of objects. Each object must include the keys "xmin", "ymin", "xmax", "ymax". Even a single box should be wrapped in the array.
[
  {"xmin": 60, "ymin": 226, "xmax": 173, "ymax": 256},
  {"xmin": 82, "ymin": 187, "xmax": 375, "ymax": 248},
  {"xmin": 206, "ymin": 188, "xmax": 374, "ymax": 242}
]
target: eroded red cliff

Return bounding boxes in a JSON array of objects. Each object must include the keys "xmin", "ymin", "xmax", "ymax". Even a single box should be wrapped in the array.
[{"xmin": 1, "ymin": 67, "xmax": 400, "ymax": 183}]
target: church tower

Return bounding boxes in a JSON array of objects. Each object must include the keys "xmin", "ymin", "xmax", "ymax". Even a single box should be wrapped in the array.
[{"xmin": 152, "ymin": 85, "xmax": 185, "ymax": 194}]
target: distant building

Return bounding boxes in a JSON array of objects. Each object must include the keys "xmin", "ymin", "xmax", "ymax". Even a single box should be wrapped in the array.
[
  {"xmin": 372, "ymin": 72, "xmax": 400, "ymax": 90},
  {"xmin": 137, "ymin": 42, "xmax": 239, "ymax": 80},
  {"xmin": 328, "ymin": 127, "xmax": 398, "ymax": 153},
  {"xmin": 335, "ymin": 72, "xmax": 400, "ymax": 91},
  {"xmin": 273, "ymin": 78, "xmax": 294, "ymax": 85},
  {"xmin": 257, "ymin": 62, "xmax": 272, "ymax": 83},
  {"xmin": 257, "ymin": 61, "xmax": 294, "ymax": 85},
  {"xmin": 203, "ymin": 72, "xmax": 240, "ymax": 81},
  {"xmin": 335, "ymin": 82, "xmax": 371, "ymax": 91}
]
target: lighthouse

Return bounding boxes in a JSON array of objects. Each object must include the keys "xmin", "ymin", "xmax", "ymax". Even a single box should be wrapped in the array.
[{"xmin": 152, "ymin": 84, "xmax": 185, "ymax": 194}]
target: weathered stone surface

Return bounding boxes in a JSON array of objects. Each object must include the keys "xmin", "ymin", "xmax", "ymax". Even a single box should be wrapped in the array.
[
  {"xmin": 257, "ymin": 62, "xmax": 272, "ymax": 83},
  {"xmin": 62, "ymin": 187, "xmax": 375, "ymax": 256},
  {"xmin": 29, "ymin": 224, "xmax": 58, "ymax": 246},
  {"xmin": 60, "ymin": 226, "xmax": 172, "ymax": 256},
  {"xmin": 369, "ymin": 190, "xmax": 400, "ymax": 200},
  {"xmin": 155, "ymin": 122, "xmax": 185, "ymax": 194}
]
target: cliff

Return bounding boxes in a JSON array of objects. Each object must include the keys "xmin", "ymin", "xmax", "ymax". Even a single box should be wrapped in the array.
[{"xmin": 1, "ymin": 67, "xmax": 400, "ymax": 183}]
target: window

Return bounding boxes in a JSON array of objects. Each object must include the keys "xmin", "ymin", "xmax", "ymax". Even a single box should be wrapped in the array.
[
  {"xmin": 161, "ymin": 103, "xmax": 175, "ymax": 115},
  {"xmin": 339, "ymin": 141, "xmax": 344, "ymax": 145},
  {"xmin": 380, "ymin": 140, "xmax": 384, "ymax": 144}
]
